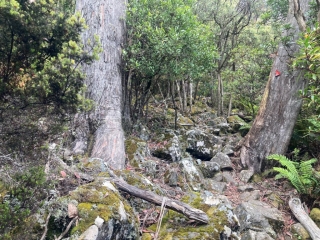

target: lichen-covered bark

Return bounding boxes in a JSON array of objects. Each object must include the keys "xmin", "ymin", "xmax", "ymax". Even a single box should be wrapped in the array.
[
  {"xmin": 74, "ymin": 0, "xmax": 126, "ymax": 169},
  {"xmin": 240, "ymin": 0, "xmax": 310, "ymax": 173}
]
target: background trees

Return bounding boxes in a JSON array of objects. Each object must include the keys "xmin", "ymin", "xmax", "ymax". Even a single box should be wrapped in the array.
[
  {"xmin": 195, "ymin": 0, "xmax": 256, "ymax": 116},
  {"xmin": 123, "ymin": 0, "xmax": 216, "ymax": 124}
]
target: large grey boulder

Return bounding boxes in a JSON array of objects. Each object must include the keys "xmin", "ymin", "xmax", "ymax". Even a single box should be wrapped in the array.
[
  {"xmin": 211, "ymin": 152, "xmax": 233, "ymax": 170},
  {"xmin": 179, "ymin": 158, "xmax": 204, "ymax": 191},
  {"xmin": 151, "ymin": 131, "xmax": 182, "ymax": 162},
  {"xmin": 234, "ymin": 200, "xmax": 284, "ymax": 238},
  {"xmin": 198, "ymin": 161, "xmax": 220, "ymax": 178},
  {"xmin": 186, "ymin": 129, "xmax": 219, "ymax": 160},
  {"xmin": 241, "ymin": 229, "xmax": 274, "ymax": 240}
]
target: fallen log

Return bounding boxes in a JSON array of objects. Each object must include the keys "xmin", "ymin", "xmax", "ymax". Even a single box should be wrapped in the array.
[
  {"xmin": 289, "ymin": 198, "xmax": 320, "ymax": 240},
  {"xmin": 112, "ymin": 178, "xmax": 209, "ymax": 224}
]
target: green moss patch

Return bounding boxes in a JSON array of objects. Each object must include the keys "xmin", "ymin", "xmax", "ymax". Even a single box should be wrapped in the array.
[{"xmin": 146, "ymin": 192, "xmax": 228, "ymax": 239}]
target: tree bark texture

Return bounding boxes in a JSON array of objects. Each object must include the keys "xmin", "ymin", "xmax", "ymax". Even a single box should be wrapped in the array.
[
  {"xmin": 74, "ymin": 0, "xmax": 126, "ymax": 170},
  {"xmin": 240, "ymin": 0, "xmax": 309, "ymax": 173}
]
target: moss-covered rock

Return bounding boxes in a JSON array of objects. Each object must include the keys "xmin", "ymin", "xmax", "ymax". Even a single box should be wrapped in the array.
[
  {"xmin": 310, "ymin": 208, "xmax": 320, "ymax": 228},
  {"xmin": 227, "ymin": 115, "xmax": 246, "ymax": 128},
  {"xmin": 49, "ymin": 177, "xmax": 138, "ymax": 240},
  {"xmin": 291, "ymin": 223, "xmax": 311, "ymax": 240},
  {"xmin": 145, "ymin": 191, "xmax": 228, "ymax": 239},
  {"xmin": 150, "ymin": 131, "xmax": 182, "ymax": 162},
  {"xmin": 125, "ymin": 136, "xmax": 150, "ymax": 168}
]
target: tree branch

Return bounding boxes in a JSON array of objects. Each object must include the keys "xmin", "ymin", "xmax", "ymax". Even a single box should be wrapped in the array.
[{"xmin": 289, "ymin": 198, "xmax": 320, "ymax": 239}]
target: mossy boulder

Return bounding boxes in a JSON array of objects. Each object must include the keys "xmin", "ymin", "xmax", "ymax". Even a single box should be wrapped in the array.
[
  {"xmin": 234, "ymin": 199, "xmax": 284, "ymax": 238},
  {"xmin": 291, "ymin": 223, "xmax": 311, "ymax": 240},
  {"xmin": 143, "ymin": 192, "xmax": 229, "ymax": 240},
  {"xmin": 177, "ymin": 114, "xmax": 194, "ymax": 128},
  {"xmin": 310, "ymin": 208, "xmax": 320, "ymax": 228},
  {"xmin": 150, "ymin": 131, "xmax": 182, "ymax": 162},
  {"xmin": 50, "ymin": 177, "xmax": 138, "ymax": 240},
  {"xmin": 125, "ymin": 137, "xmax": 150, "ymax": 168},
  {"xmin": 227, "ymin": 115, "xmax": 248, "ymax": 133}
]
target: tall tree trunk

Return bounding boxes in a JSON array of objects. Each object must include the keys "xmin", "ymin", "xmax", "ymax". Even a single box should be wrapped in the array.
[
  {"xmin": 182, "ymin": 79, "xmax": 187, "ymax": 113},
  {"xmin": 240, "ymin": 0, "xmax": 309, "ymax": 173},
  {"xmin": 73, "ymin": 0, "xmax": 126, "ymax": 170}
]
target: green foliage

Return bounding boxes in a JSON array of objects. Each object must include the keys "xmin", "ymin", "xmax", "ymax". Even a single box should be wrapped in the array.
[
  {"xmin": 0, "ymin": 0, "xmax": 99, "ymax": 112},
  {"xmin": 264, "ymin": 0, "xmax": 288, "ymax": 22},
  {"xmin": 267, "ymin": 154, "xmax": 318, "ymax": 195},
  {"xmin": 125, "ymin": 0, "xmax": 216, "ymax": 80},
  {"xmin": 124, "ymin": 0, "xmax": 216, "ymax": 120},
  {"xmin": 239, "ymin": 122, "xmax": 252, "ymax": 137},
  {"xmin": 224, "ymin": 23, "xmax": 276, "ymax": 116},
  {"xmin": 0, "ymin": 166, "xmax": 49, "ymax": 236},
  {"xmin": 291, "ymin": 24, "xmax": 320, "ymax": 153},
  {"xmin": 0, "ymin": 0, "xmax": 99, "ymax": 159}
]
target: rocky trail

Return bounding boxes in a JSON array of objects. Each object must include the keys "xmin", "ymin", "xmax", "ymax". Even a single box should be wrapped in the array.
[{"xmin": 21, "ymin": 100, "xmax": 318, "ymax": 240}]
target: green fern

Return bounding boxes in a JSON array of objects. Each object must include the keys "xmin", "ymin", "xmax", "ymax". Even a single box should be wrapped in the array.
[{"xmin": 267, "ymin": 154, "xmax": 318, "ymax": 195}]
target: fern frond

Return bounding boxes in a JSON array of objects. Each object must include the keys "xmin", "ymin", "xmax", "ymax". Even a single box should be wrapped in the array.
[
  {"xmin": 273, "ymin": 167, "xmax": 304, "ymax": 193},
  {"xmin": 299, "ymin": 158, "xmax": 317, "ymax": 175},
  {"xmin": 268, "ymin": 154, "xmax": 320, "ymax": 195},
  {"xmin": 268, "ymin": 154, "xmax": 299, "ymax": 177},
  {"xmin": 267, "ymin": 154, "xmax": 286, "ymax": 161},
  {"xmin": 300, "ymin": 159, "xmax": 318, "ymax": 188}
]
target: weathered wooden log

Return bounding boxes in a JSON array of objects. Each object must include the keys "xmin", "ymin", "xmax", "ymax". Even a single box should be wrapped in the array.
[
  {"xmin": 112, "ymin": 178, "xmax": 209, "ymax": 224},
  {"xmin": 289, "ymin": 198, "xmax": 320, "ymax": 240}
]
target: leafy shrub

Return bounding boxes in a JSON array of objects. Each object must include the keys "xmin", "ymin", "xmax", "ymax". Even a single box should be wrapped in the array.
[
  {"xmin": 0, "ymin": 166, "xmax": 50, "ymax": 236},
  {"xmin": 0, "ymin": 0, "xmax": 100, "ymax": 161}
]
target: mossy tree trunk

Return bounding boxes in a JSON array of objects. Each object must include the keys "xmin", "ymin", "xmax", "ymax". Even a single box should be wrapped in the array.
[
  {"xmin": 240, "ymin": 0, "xmax": 310, "ymax": 173},
  {"xmin": 73, "ymin": 0, "xmax": 126, "ymax": 170}
]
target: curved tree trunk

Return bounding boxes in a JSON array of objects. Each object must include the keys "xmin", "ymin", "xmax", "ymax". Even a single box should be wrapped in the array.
[
  {"xmin": 73, "ymin": 0, "xmax": 126, "ymax": 170},
  {"xmin": 240, "ymin": 0, "xmax": 309, "ymax": 173}
]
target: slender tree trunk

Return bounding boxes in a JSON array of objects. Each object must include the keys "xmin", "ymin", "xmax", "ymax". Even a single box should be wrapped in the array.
[
  {"xmin": 240, "ymin": 0, "xmax": 309, "ymax": 173},
  {"xmin": 210, "ymin": 77, "xmax": 214, "ymax": 108},
  {"xmin": 189, "ymin": 81, "xmax": 193, "ymax": 113},
  {"xmin": 74, "ymin": 0, "xmax": 126, "ymax": 170},
  {"xmin": 170, "ymin": 81, "xmax": 178, "ymax": 130},
  {"xmin": 182, "ymin": 80, "xmax": 187, "ymax": 113},
  {"xmin": 175, "ymin": 80, "xmax": 182, "ymax": 110},
  {"xmin": 228, "ymin": 94, "xmax": 232, "ymax": 117},
  {"xmin": 217, "ymin": 71, "xmax": 223, "ymax": 116},
  {"xmin": 194, "ymin": 80, "xmax": 199, "ymax": 102}
]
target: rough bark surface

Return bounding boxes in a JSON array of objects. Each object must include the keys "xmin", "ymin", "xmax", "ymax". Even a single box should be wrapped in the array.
[
  {"xmin": 240, "ymin": 0, "xmax": 309, "ymax": 173},
  {"xmin": 74, "ymin": 0, "xmax": 126, "ymax": 170}
]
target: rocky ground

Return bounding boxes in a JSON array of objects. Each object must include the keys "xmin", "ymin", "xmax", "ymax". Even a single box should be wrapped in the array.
[{"xmin": 2, "ymin": 98, "xmax": 318, "ymax": 239}]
